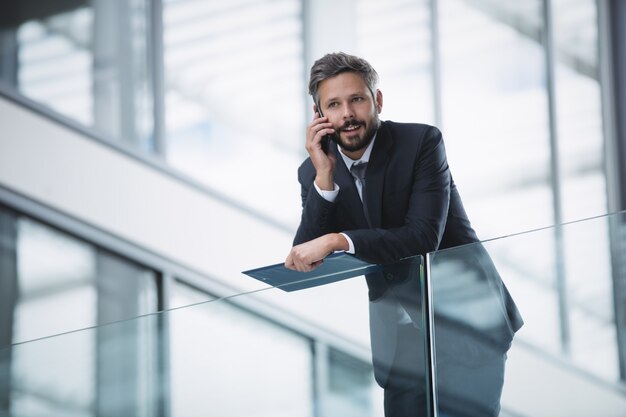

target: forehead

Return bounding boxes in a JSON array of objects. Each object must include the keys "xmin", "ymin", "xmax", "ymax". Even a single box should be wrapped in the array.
[{"xmin": 318, "ymin": 72, "xmax": 368, "ymax": 102}]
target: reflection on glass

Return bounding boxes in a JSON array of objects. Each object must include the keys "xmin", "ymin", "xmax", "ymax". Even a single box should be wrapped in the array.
[
  {"xmin": 427, "ymin": 211, "xmax": 626, "ymax": 417},
  {"xmin": 0, "ymin": 0, "xmax": 155, "ymax": 151},
  {"xmin": 163, "ymin": 0, "xmax": 305, "ymax": 227},
  {"xmin": 428, "ymin": 242, "xmax": 523, "ymax": 416}
]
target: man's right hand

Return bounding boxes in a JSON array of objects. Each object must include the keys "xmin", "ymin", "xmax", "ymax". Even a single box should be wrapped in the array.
[
  {"xmin": 306, "ymin": 112, "xmax": 336, "ymax": 190},
  {"xmin": 284, "ymin": 233, "xmax": 349, "ymax": 272}
]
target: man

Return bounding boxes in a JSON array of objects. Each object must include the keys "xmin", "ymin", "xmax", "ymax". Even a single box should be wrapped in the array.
[{"xmin": 285, "ymin": 52, "xmax": 522, "ymax": 416}]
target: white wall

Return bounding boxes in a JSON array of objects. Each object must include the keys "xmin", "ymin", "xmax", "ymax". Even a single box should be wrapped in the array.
[{"xmin": 0, "ymin": 97, "xmax": 287, "ymax": 291}]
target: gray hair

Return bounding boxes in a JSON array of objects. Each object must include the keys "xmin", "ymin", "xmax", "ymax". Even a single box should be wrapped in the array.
[{"xmin": 308, "ymin": 52, "xmax": 379, "ymax": 106}]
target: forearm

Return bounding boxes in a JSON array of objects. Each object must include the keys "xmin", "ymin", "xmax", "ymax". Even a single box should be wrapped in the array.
[{"xmin": 346, "ymin": 221, "xmax": 443, "ymax": 264}]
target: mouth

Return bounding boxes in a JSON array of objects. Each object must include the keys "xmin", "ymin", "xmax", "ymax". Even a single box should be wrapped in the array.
[{"xmin": 341, "ymin": 123, "xmax": 363, "ymax": 135}]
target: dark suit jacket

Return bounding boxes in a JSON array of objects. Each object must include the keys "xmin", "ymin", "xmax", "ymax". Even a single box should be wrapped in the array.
[{"xmin": 293, "ymin": 121, "xmax": 522, "ymax": 387}]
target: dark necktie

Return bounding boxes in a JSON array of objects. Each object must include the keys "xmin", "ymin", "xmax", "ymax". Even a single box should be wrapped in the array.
[{"xmin": 350, "ymin": 162, "xmax": 371, "ymax": 226}]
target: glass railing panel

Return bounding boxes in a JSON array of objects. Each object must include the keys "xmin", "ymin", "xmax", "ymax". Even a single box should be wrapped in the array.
[
  {"xmin": 250, "ymin": 255, "xmax": 428, "ymax": 416},
  {"xmin": 0, "ymin": 205, "xmax": 161, "ymax": 348},
  {"xmin": 167, "ymin": 292, "xmax": 313, "ymax": 417},
  {"xmin": 426, "ymin": 211, "xmax": 626, "ymax": 417},
  {"xmin": 0, "ymin": 254, "xmax": 425, "ymax": 417}
]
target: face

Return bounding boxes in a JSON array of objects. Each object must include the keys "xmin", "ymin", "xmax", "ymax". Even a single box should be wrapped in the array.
[{"xmin": 317, "ymin": 72, "xmax": 382, "ymax": 155}]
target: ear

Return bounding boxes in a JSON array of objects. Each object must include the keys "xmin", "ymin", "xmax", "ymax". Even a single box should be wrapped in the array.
[{"xmin": 375, "ymin": 89, "xmax": 383, "ymax": 114}]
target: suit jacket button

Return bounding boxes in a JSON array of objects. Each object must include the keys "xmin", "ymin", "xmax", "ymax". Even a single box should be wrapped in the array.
[{"xmin": 385, "ymin": 272, "xmax": 394, "ymax": 281}]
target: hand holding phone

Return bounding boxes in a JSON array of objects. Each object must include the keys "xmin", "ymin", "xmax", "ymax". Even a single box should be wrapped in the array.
[
  {"xmin": 309, "ymin": 105, "xmax": 337, "ymax": 191},
  {"xmin": 315, "ymin": 103, "xmax": 336, "ymax": 154}
]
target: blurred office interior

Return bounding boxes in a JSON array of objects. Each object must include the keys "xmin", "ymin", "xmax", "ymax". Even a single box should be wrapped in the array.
[{"xmin": 1, "ymin": 0, "xmax": 626, "ymax": 416}]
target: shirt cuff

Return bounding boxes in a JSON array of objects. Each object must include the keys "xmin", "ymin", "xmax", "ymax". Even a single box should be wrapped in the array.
[
  {"xmin": 340, "ymin": 232, "xmax": 355, "ymax": 254},
  {"xmin": 314, "ymin": 181, "xmax": 339, "ymax": 202}
]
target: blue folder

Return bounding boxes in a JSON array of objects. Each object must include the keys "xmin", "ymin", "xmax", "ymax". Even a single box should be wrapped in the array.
[{"xmin": 242, "ymin": 252, "xmax": 383, "ymax": 292}]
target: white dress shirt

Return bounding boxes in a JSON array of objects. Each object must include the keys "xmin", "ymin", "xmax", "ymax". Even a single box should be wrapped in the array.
[{"xmin": 313, "ymin": 135, "xmax": 377, "ymax": 253}]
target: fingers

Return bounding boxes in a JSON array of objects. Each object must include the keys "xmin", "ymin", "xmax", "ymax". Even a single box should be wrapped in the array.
[
  {"xmin": 285, "ymin": 253, "xmax": 313, "ymax": 272},
  {"xmin": 284, "ymin": 253, "xmax": 298, "ymax": 271},
  {"xmin": 311, "ymin": 122, "xmax": 334, "ymax": 138},
  {"xmin": 307, "ymin": 114, "xmax": 334, "ymax": 150},
  {"xmin": 284, "ymin": 247, "xmax": 322, "ymax": 273},
  {"xmin": 310, "ymin": 260, "xmax": 324, "ymax": 269},
  {"xmin": 284, "ymin": 256, "xmax": 311, "ymax": 272}
]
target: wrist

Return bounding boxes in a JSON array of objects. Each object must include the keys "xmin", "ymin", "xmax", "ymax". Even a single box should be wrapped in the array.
[
  {"xmin": 315, "ymin": 172, "xmax": 334, "ymax": 191},
  {"xmin": 328, "ymin": 233, "xmax": 349, "ymax": 252}
]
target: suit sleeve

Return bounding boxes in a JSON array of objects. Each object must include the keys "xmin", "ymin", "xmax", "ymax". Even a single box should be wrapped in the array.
[
  {"xmin": 292, "ymin": 164, "xmax": 337, "ymax": 245},
  {"xmin": 345, "ymin": 127, "xmax": 451, "ymax": 264}
]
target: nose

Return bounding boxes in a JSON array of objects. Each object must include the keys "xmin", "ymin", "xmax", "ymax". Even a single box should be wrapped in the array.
[{"xmin": 341, "ymin": 102, "xmax": 355, "ymax": 120}]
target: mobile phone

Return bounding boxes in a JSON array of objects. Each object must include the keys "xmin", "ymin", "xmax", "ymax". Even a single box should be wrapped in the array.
[{"xmin": 316, "ymin": 103, "xmax": 336, "ymax": 154}]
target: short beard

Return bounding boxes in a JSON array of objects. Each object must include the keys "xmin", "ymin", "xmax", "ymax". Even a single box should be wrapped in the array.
[{"xmin": 337, "ymin": 115, "xmax": 380, "ymax": 153}]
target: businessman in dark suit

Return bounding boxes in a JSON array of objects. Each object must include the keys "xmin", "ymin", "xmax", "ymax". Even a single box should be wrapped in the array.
[{"xmin": 285, "ymin": 52, "xmax": 522, "ymax": 417}]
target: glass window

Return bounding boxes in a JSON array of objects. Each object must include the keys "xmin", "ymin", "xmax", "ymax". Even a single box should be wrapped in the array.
[
  {"xmin": 551, "ymin": 0, "xmax": 614, "ymax": 380},
  {"xmin": 0, "ymin": 0, "xmax": 155, "ymax": 151},
  {"xmin": 0, "ymin": 205, "xmax": 159, "ymax": 416},
  {"xmin": 552, "ymin": 0, "xmax": 605, "ymax": 221},
  {"xmin": 438, "ymin": 0, "xmax": 614, "ymax": 378},
  {"xmin": 3, "ymin": 212, "xmax": 159, "ymax": 343},
  {"xmin": 356, "ymin": 0, "xmax": 435, "ymax": 124},
  {"xmin": 163, "ymin": 0, "xmax": 305, "ymax": 228},
  {"xmin": 13, "ymin": 213, "xmax": 97, "ymax": 343},
  {"xmin": 439, "ymin": 0, "xmax": 551, "ymax": 239}
]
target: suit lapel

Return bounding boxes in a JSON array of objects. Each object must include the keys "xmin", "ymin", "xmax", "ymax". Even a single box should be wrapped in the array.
[
  {"xmin": 333, "ymin": 144, "xmax": 370, "ymax": 228},
  {"xmin": 365, "ymin": 122, "xmax": 393, "ymax": 228},
  {"xmin": 332, "ymin": 122, "xmax": 393, "ymax": 229}
]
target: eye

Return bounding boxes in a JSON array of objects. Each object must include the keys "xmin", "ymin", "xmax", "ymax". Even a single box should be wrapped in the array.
[
  {"xmin": 328, "ymin": 102, "xmax": 339, "ymax": 108},
  {"xmin": 352, "ymin": 96, "xmax": 364, "ymax": 102}
]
